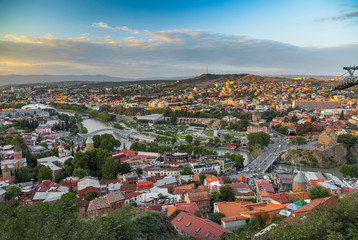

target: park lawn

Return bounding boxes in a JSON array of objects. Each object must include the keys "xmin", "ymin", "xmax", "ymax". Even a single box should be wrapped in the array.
[
  {"xmin": 203, "ymin": 130, "xmax": 214, "ymax": 136},
  {"xmin": 225, "ymin": 130, "xmax": 243, "ymax": 137}
]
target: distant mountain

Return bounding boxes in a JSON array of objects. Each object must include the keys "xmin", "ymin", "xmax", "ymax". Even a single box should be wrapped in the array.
[
  {"xmin": 177, "ymin": 73, "xmax": 291, "ymax": 87},
  {"xmin": 0, "ymin": 74, "xmax": 133, "ymax": 86}
]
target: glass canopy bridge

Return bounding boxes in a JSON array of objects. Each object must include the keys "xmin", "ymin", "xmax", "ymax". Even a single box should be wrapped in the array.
[{"xmin": 79, "ymin": 128, "xmax": 133, "ymax": 138}]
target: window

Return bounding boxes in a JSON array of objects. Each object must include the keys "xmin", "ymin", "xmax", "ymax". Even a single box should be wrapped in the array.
[
  {"xmin": 195, "ymin": 227, "xmax": 201, "ymax": 233},
  {"xmin": 177, "ymin": 217, "xmax": 183, "ymax": 222},
  {"xmin": 205, "ymin": 232, "xmax": 211, "ymax": 238},
  {"xmin": 186, "ymin": 222, "xmax": 192, "ymax": 227}
]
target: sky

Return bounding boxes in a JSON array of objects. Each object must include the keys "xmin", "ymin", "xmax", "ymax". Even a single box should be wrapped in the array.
[{"xmin": 0, "ymin": 0, "xmax": 357, "ymax": 78}]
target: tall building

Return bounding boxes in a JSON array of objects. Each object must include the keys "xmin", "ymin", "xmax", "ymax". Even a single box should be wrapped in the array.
[
  {"xmin": 86, "ymin": 137, "xmax": 94, "ymax": 151},
  {"xmin": 292, "ymin": 170, "xmax": 307, "ymax": 192}
]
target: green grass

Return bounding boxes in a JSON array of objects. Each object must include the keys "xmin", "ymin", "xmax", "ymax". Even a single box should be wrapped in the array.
[{"xmin": 203, "ymin": 130, "xmax": 214, "ymax": 136}]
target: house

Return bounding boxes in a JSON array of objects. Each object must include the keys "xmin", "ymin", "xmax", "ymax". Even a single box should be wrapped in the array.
[
  {"xmin": 137, "ymin": 181, "xmax": 154, "ymax": 191},
  {"xmin": 122, "ymin": 172, "xmax": 138, "ymax": 185},
  {"xmin": 171, "ymin": 212, "xmax": 231, "ymax": 239},
  {"xmin": 267, "ymin": 192, "xmax": 298, "ymax": 205},
  {"xmin": 294, "ymin": 196, "xmax": 339, "ymax": 217},
  {"xmin": 184, "ymin": 191, "xmax": 210, "ymax": 217},
  {"xmin": 124, "ymin": 191, "xmax": 144, "ymax": 206},
  {"xmin": 167, "ymin": 202, "xmax": 199, "ymax": 217},
  {"xmin": 163, "ymin": 152, "xmax": 189, "ymax": 163},
  {"xmin": 229, "ymin": 183, "xmax": 256, "ymax": 201},
  {"xmin": 77, "ymin": 176, "xmax": 101, "ymax": 200},
  {"xmin": 87, "ymin": 190, "xmax": 125, "ymax": 216},
  {"xmin": 256, "ymin": 179, "xmax": 275, "ymax": 202}
]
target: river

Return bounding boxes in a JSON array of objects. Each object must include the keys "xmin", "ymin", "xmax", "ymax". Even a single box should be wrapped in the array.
[{"xmin": 58, "ymin": 110, "xmax": 343, "ymax": 175}]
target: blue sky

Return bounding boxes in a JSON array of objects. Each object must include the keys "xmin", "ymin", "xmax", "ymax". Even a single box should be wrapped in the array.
[{"xmin": 0, "ymin": 0, "xmax": 357, "ymax": 77}]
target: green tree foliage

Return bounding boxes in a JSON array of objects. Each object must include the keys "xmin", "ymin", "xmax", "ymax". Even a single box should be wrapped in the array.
[
  {"xmin": 339, "ymin": 164, "xmax": 358, "ymax": 178},
  {"xmin": 180, "ymin": 166, "xmax": 194, "ymax": 175},
  {"xmin": 71, "ymin": 148, "xmax": 113, "ymax": 178},
  {"xmin": 224, "ymin": 134, "xmax": 233, "ymax": 143},
  {"xmin": 261, "ymin": 110, "xmax": 278, "ymax": 122},
  {"xmin": 339, "ymin": 111, "xmax": 344, "ymax": 120},
  {"xmin": 291, "ymin": 136, "xmax": 306, "ymax": 145},
  {"xmin": 70, "ymin": 124, "xmax": 79, "ymax": 135},
  {"xmin": 260, "ymin": 192, "xmax": 358, "ymax": 240},
  {"xmin": 130, "ymin": 141, "xmax": 147, "ymax": 151},
  {"xmin": 49, "ymin": 147, "xmax": 59, "ymax": 156},
  {"xmin": 81, "ymin": 126, "xmax": 88, "ymax": 133},
  {"xmin": 15, "ymin": 167, "xmax": 34, "ymax": 183},
  {"xmin": 92, "ymin": 134, "xmax": 121, "ymax": 152},
  {"xmin": 210, "ymin": 185, "xmax": 236, "ymax": 204},
  {"xmin": 224, "ymin": 152, "xmax": 245, "ymax": 169},
  {"xmin": 219, "ymin": 185, "xmax": 236, "ymax": 202},
  {"xmin": 5, "ymin": 186, "xmax": 22, "ymax": 200},
  {"xmin": 135, "ymin": 167, "xmax": 143, "ymax": 175},
  {"xmin": 101, "ymin": 158, "xmax": 118, "ymax": 179},
  {"xmin": 10, "ymin": 135, "xmax": 27, "ymax": 150},
  {"xmin": 338, "ymin": 134, "xmax": 358, "ymax": 146},
  {"xmin": 0, "ymin": 200, "xmax": 181, "ymax": 240},
  {"xmin": 37, "ymin": 166, "xmax": 53, "ymax": 182},
  {"xmin": 72, "ymin": 168, "xmax": 88, "ymax": 178},
  {"xmin": 308, "ymin": 185, "xmax": 331, "ymax": 200},
  {"xmin": 86, "ymin": 191, "xmax": 99, "ymax": 201},
  {"xmin": 119, "ymin": 162, "xmax": 131, "ymax": 173},
  {"xmin": 272, "ymin": 124, "xmax": 289, "ymax": 135},
  {"xmin": 38, "ymin": 142, "xmax": 48, "ymax": 149},
  {"xmin": 248, "ymin": 132, "xmax": 270, "ymax": 149},
  {"xmin": 194, "ymin": 210, "xmax": 202, "ymax": 217},
  {"xmin": 60, "ymin": 192, "xmax": 76, "ymax": 201},
  {"xmin": 185, "ymin": 135, "xmax": 193, "ymax": 144},
  {"xmin": 209, "ymin": 212, "xmax": 225, "ymax": 224},
  {"xmin": 113, "ymin": 123, "xmax": 123, "ymax": 129}
]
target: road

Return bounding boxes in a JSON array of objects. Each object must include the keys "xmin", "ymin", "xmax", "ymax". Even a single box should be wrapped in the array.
[{"xmin": 243, "ymin": 134, "xmax": 290, "ymax": 174}]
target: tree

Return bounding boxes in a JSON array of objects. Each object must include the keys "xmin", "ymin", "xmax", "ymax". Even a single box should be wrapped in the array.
[
  {"xmin": 101, "ymin": 158, "xmax": 118, "ymax": 179},
  {"xmin": 49, "ymin": 147, "xmax": 59, "ymax": 156},
  {"xmin": 308, "ymin": 185, "xmax": 331, "ymax": 200},
  {"xmin": 5, "ymin": 185, "xmax": 22, "ymax": 200},
  {"xmin": 130, "ymin": 141, "xmax": 147, "ymax": 151},
  {"xmin": 194, "ymin": 210, "xmax": 202, "ymax": 217},
  {"xmin": 291, "ymin": 136, "xmax": 306, "ymax": 145},
  {"xmin": 339, "ymin": 164, "xmax": 353, "ymax": 177},
  {"xmin": 37, "ymin": 166, "xmax": 53, "ymax": 182},
  {"xmin": 219, "ymin": 185, "xmax": 236, "ymax": 201},
  {"xmin": 185, "ymin": 135, "xmax": 193, "ymax": 144},
  {"xmin": 72, "ymin": 168, "xmax": 88, "ymax": 178},
  {"xmin": 70, "ymin": 124, "xmax": 79, "ymax": 135},
  {"xmin": 180, "ymin": 166, "xmax": 194, "ymax": 175},
  {"xmin": 339, "ymin": 111, "xmax": 344, "ymax": 120},
  {"xmin": 224, "ymin": 134, "xmax": 233, "ymax": 143},
  {"xmin": 86, "ymin": 191, "xmax": 99, "ymax": 201},
  {"xmin": 92, "ymin": 134, "xmax": 121, "ymax": 151},
  {"xmin": 214, "ymin": 136, "xmax": 221, "ymax": 144},
  {"xmin": 135, "ymin": 167, "xmax": 143, "ymax": 175},
  {"xmin": 248, "ymin": 132, "xmax": 270, "ymax": 149},
  {"xmin": 60, "ymin": 192, "xmax": 76, "ymax": 201},
  {"xmin": 210, "ymin": 213, "xmax": 225, "ymax": 224},
  {"xmin": 15, "ymin": 167, "xmax": 34, "ymax": 183},
  {"xmin": 81, "ymin": 126, "xmax": 88, "ymax": 133},
  {"xmin": 38, "ymin": 142, "xmax": 48, "ymax": 149},
  {"xmin": 119, "ymin": 162, "xmax": 131, "ymax": 173}
]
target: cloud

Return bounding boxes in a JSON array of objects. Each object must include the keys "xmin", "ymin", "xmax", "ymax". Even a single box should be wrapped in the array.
[
  {"xmin": 92, "ymin": 22, "xmax": 111, "ymax": 29},
  {"xmin": 316, "ymin": 11, "xmax": 358, "ymax": 21},
  {"xmin": 1, "ymin": 29, "xmax": 357, "ymax": 77}
]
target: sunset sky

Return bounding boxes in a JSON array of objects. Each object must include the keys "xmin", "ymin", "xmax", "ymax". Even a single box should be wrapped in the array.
[{"xmin": 0, "ymin": 0, "xmax": 357, "ymax": 78}]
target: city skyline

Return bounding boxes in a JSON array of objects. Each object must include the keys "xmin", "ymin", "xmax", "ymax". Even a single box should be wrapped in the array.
[{"xmin": 0, "ymin": 0, "xmax": 357, "ymax": 78}]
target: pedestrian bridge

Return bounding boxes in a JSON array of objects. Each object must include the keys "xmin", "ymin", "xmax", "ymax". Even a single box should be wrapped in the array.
[{"xmin": 79, "ymin": 128, "xmax": 133, "ymax": 138}]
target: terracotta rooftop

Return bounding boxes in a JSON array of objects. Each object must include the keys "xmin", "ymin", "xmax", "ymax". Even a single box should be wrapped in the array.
[
  {"xmin": 294, "ymin": 196, "xmax": 338, "ymax": 216},
  {"xmin": 268, "ymin": 192, "xmax": 298, "ymax": 204},
  {"xmin": 171, "ymin": 212, "xmax": 231, "ymax": 239},
  {"xmin": 187, "ymin": 191, "xmax": 210, "ymax": 202}
]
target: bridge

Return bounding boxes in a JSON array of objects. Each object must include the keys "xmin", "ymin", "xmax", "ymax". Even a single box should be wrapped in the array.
[
  {"xmin": 79, "ymin": 128, "xmax": 133, "ymax": 138},
  {"xmin": 332, "ymin": 66, "xmax": 358, "ymax": 90},
  {"xmin": 244, "ymin": 136, "xmax": 290, "ymax": 173}
]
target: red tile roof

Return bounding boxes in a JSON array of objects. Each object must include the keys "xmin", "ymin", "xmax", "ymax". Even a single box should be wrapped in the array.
[
  {"xmin": 294, "ymin": 196, "xmax": 338, "ymax": 217},
  {"xmin": 171, "ymin": 212, "xmax": 231, "ymax": 239},
  {"xmin": 268, "ymin": 192, "xmax": 298, "ymax": 204}
]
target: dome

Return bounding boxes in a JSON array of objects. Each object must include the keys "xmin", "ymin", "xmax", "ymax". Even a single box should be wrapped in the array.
[
  {"xmin": 294, "ymin": 170, "xmax": 307, "ymax": 184},
  {"xmin": 14, "ymin": 143, "xmax": 22, "ymax": 152}
]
